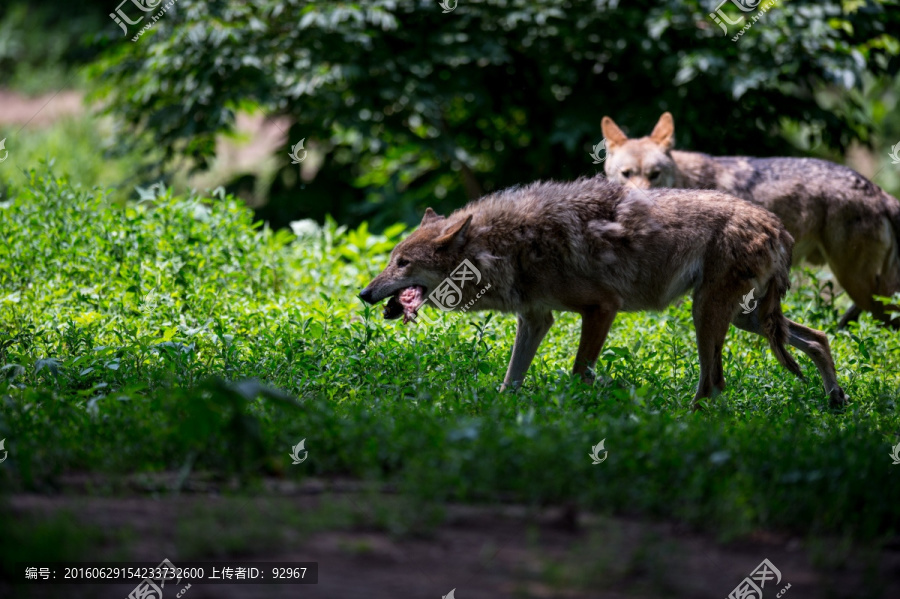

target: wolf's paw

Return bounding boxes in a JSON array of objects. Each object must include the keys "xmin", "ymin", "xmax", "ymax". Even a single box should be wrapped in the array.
[
  {"xmin": 499, "ymin": 381, "xmax": 524, "ymax": 393},
  {"xmin": 828, "ymin": 386, "xmax": 850, "ymax": 409}
]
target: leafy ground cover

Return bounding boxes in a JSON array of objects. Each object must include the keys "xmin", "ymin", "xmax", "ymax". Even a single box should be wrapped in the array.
[{"xmin": 1, "ymin": 170, "xmax": 899, "ymax": 595}]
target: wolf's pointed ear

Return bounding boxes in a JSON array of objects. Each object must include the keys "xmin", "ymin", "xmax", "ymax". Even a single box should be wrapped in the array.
[
  {"xmin": 421, "ymin": 207, "xmax": 442, "ymax": 225},
  {"xmin": 650, "ymin": 112, "xmax": 675, "ymax": 150},
  {"xmin": 601, "ymin": 116, "xmax": 628, "ymax": 150},
  {"xmin": 434, "ymin": 214, "xmax": 473, "ymax": 249}
]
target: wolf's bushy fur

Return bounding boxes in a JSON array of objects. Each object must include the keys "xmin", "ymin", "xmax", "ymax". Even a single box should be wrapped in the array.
[
  {"xmin": 603, "ymin": 112, "xmax": 900, "ymax": 328},
  {"xmin": 360, "ymin": 177, "xmax": 847, "ymax": 408}
]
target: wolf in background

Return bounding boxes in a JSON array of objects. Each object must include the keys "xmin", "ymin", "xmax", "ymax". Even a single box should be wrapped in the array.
[
  {"xmin": 359, "ymin": 177, "xmax": 848, "ymax": 409},
  {"xmin": 601, "ymin": 112, "xmax": 900, "ymax": 328}
]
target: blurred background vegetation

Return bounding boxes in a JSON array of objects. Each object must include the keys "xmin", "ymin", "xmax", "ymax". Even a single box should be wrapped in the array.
[{"xmin": 0, "ymin": 0, "xmax": 898, "ymax": 230}]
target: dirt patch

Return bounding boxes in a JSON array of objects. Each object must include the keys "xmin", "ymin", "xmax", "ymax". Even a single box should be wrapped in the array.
[
  {"xmin": 0, "ymin": 88, "xmax": 288, "ymax": 192},
  {"xmin": 3, "ymin": 479, "xmax": 899, "ymax": 599},
  {"xmin": 0, "ymin": 89, "xmax": 84, "ymax": 128}
]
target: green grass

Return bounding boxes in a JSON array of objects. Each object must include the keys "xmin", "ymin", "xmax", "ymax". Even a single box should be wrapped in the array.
[
  {"xmin": 0, "ymin": 115, "xmax": 152, "ymax": 205},
  {"xmin": 1, "ymin": 169, "xmax": 899, "ymax": 552}
]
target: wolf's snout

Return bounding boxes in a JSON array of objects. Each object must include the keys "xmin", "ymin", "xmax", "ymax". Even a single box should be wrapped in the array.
[{"xmin": 359, "ymin": 287, "xmax": 376, "ymax": 304}]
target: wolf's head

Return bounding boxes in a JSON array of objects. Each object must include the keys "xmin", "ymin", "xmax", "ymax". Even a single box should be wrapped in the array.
[
  {"xmin": 601, "ymin": 112, "xmax": 677, "ymax": 189},
  {"xmin": 359, "ymin": 208, "xmax": 473, "ymax": 320}
]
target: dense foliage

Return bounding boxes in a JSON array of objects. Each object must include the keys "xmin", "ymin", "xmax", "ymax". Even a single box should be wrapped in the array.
[
  {"xmin": 89, "ymin": 0, "xmax": 900, "ymax": 227},
  {"xmin": 2, "ymin": 172, "xmax": 899, "ymax": 548},
  {"xmin": 0, "ymin": 0, "xmax": 108, "ymax": 92}
]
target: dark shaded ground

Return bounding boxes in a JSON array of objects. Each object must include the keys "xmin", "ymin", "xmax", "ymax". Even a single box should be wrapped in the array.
[{"xmin": 3, "ymin": 475, "xmax": 900, "ymax": 599}]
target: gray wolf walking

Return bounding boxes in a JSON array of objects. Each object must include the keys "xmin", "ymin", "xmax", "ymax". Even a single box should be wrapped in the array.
[
  {"xmin": 359, "ymin": 177, "xmax": 848, "ymax": 409},
  {"xmin": 601, "ymin": 112, "xmax": 900, "ymax": 328}
]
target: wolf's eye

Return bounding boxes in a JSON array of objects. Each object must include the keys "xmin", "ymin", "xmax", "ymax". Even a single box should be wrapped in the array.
[
  {"xmin": 648, "ymin": 171, "xmax": 660, "ymax": 180},
  {"xmin": 621, "ymin": 169, "xmax": 633, "ymax": 178},
  {"xmin": 397, "ymin": 258, "xmax": 410, "ymax": 268}
]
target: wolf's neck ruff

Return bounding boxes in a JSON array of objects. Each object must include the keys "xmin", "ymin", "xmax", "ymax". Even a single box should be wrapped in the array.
[{"xmin": 669, "ymin": 150, "xmax": 726, "ymax": 191}]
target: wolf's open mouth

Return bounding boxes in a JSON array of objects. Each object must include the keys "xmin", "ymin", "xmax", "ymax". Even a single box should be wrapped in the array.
[{"xmin": 383, "ymin": 285, "xmax": 426, "ymax": 324}]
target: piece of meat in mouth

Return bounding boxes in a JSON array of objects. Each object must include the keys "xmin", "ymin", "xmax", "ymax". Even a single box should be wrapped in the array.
[{"xmin": 382, "ymin": 286, "xmax": 426, "ymax": 323}]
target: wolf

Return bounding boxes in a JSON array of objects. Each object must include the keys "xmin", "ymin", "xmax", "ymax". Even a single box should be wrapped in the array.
[
  {"xmin": 359, "ymin": 177, "xmax": 848, "ymax": 408},
  {"xmin": 601, "ymin": 112, "xmax": 900, "ymax": 328}
]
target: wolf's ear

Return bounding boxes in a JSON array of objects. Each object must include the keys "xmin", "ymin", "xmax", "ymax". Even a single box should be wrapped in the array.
[
  {"xmin": 601, "ymin": 116, "xmax": 628, "ymax": 150},
  {"xmin": 421, "ymin": 207, "xmax": 442, "ymax": 225},
  {"xmin": 434, "ymin": 214, "xmax": 473, "ymax": 249},
  {"xmin": 650, "ymin": 112, "xmax": 675, "ymax": 150}
]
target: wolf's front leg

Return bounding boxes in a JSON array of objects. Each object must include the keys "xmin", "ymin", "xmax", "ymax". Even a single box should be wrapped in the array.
[
  {"xmin": 500, "ymin": 310, "xmax": 555, "ymax": 391},
  {"xmin": 572, "ymin": 307, "xmax": 617, "ymax": 382}
]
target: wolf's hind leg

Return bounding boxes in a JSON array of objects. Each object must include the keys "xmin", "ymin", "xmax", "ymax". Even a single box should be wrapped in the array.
[
  {"xmin": 832, "ymin": 276, "xmax": 900, "ymax": 329},
  {"xmin": 829, "ymin": 236, "xmax": 900, "ymax": 328},
  {"xmin": 784, "ymin": 321, "xmax": 848, "ymax": 407},
  {"xmin": 691, "ymin": 293, "xmax": 734, "ymax": 410},
  {"xmin": 733, "ymin": 310, "xmax": 848, "ymax": 407},
  {"xmin": 836, "ymin": 288, "xmax": 900, "ymax": 329},
  {"xmin": 572, "ymin": 307, "xmax": 617, "ymax": 382},
  {"xmin": 838, "ymin": 304, "xmax": 862, "ymax": 329},
  {"xmin": 500, "ymin": 310, "xmax": 554, "ymax": 391}
]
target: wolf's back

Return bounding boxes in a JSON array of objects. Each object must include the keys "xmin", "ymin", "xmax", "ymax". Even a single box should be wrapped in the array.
[
  {"xmin": 463, "ymin": 176, "xmax": 626, "ymax": 225},
  {"xmin": 671, "ymin": 153, "xmax": 879, "ymax": 207}
]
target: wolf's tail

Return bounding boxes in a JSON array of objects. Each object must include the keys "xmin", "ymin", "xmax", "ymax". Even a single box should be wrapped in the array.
[
  {"xmin": 760, "ymin": 236, "xmax": 804, "ymax": 379},
  {"xmin": 885, "ymin": 189, "xmax": 900, "ymax": 263}
]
